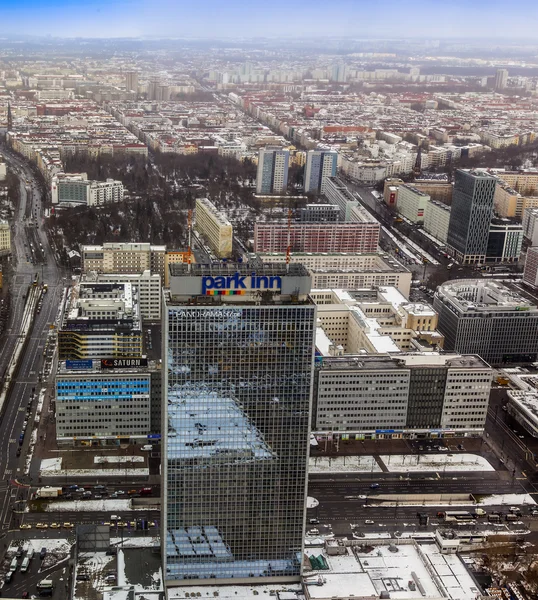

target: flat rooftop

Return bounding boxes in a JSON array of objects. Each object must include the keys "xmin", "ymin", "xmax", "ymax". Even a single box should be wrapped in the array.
[
  {"xmin": 169, "ymin": 262, "xmax": 309, "ymax": 278},
  {"xmin": 168, "ymin": 584, "xmax": 303, "ymax": 600}
]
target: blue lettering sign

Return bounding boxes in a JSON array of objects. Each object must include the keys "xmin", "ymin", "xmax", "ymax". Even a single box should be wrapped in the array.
[
  {"xmin": 66, "ymin": 359, "xmax": 93, "ymax": 370},
  {"xmin": 201, "ymin": 272, "xmax": 282, "ymax": 294}
]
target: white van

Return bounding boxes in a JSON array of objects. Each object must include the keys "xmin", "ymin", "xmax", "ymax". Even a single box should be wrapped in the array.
[{"xmin": 141, "ymin": 444, "xmax": 153, "ymax": 451}]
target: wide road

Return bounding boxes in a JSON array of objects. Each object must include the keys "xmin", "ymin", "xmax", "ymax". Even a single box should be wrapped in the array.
[{"xmin": 0, "ymin": 146, "xmax": 64, "ymax": 538}]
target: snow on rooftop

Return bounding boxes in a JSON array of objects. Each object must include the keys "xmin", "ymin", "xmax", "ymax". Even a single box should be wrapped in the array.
[
  {"xmin": 315, "ymin": 326, "xmax": 334, "ymax": 356},
  {"xmin": 167, "ymin": 584, "xmax": 303, "ymax": 600},
  {"xmin": 309, "ymin": 456, "xmax": 382, "ymax": 474},
  {"xmin": 44, "ymin": 499, "xmax": 136, "ymax": 512},
  {"xmin": 380, "ymin": 453, "xmax": 495, "ymax": 473}
]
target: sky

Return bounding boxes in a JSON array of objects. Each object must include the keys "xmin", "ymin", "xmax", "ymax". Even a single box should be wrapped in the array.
[{"xmin": 0, "ymin": 0, "xmax": 537, "ymax": 40}]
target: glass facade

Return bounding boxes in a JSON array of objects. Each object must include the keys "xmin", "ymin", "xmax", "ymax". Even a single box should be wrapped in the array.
[{"xmin": 163, "ymin": 302, "xmax": 316, "ymax": 584}]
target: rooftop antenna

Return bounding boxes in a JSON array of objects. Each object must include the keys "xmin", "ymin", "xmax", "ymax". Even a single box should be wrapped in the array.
[
  {"xmin": 286, "ymin": 208, "xmax": 292, "ymax": 273},
  {"xmin": 187, "ymin": 209, "xmax": 192, "ymax": 273}
]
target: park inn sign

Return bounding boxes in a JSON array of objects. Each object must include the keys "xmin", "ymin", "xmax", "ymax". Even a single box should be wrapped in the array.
[{"xmin": 201, "ymin": 273, "xmax": 282, "ymax": 295}]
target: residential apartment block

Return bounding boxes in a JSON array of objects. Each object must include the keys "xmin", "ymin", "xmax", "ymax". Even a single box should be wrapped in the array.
[
  {"xmin": 195, "ymin": 198, "xmax": 233, "ymax": 258},
  {"xmin": 523, "ymin": 246, "xmax": 538, "ymax": 289},
  {"xmin": 52, "ymin": 175, "xmax": 124, "ymax": 206},
  {"xmin": 0, "ymin": 220, "xmax": 10, "ymax": 254},
  {"xmin": 256, "ymin": 146, "xmax": 289, "ymax": 195},
  {"xmin": 424, "ymin": 200, "xmax": 451, "ymax": 244},
  {"xmin": 81, "ymin": 242, "xmax": 166, "ymax": 280},
  {"xmin": 397, "ymin": 185, "xmax": 430, "ymax": 223},
  {"xmin": 304, "ymin": 149, "xmax": 337, "ymax": 194}
]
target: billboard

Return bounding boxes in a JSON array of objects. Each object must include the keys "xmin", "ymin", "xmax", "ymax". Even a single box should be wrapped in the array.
[
  {"xmin": 66, "ymin": 359, "xmax": 93, "ymax": 370},
  {"xmin": 101, "ymin": 358, "xmax": 148, "ymax": 369}
]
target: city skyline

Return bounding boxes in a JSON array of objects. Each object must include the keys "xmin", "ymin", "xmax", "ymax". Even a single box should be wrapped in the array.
[{"xmin": 0, "ymin": 0, "xmax": 537, "ymax": 39}]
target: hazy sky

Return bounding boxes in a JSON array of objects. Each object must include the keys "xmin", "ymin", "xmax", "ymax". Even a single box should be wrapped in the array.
[{"xmin": 0, "ymin": 0, "xmax": 537, "ymax": 39}]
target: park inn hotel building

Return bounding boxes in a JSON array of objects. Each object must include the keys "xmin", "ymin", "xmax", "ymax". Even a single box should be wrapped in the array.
[{"xmin": 162, "ymin": 262, "xmax": 316, "ymax": 585}]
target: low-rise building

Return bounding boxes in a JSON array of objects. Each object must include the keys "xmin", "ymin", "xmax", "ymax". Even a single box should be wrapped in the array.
[
  {"xmin": 254, "ymin": 251, "xmax": 412, "ymax": 297},
  {"xmin": 58, "ymin": 281, "xmax": 142, "ymax": 360},
  {"xmin": 313, "ymin": 353, "xmax": 492, "ymax": 436},
  {"xmin": 424, "ymin": 200, "xmax": 451, "ymax": 244},
  {"xmin": 81, "ymin": 242, "xmax": 166, "ymax": 280},
  {"xmin": 494, "ymin": 182, "xmax": 523, "ymax": 218},
  {"xmin": 195, "ymin": 198, "xmax": 233, "ymax": 258},
  {"xmin": 434, "ymin": 279, "xmax": 538, "ymax": 365},
  {"xmin": 52, "ymin": 175, "xmax": 124, "ymax": 206},
  {"xmin": 81, "ymin": 270, "xmax": 162, "ymax": 321}
]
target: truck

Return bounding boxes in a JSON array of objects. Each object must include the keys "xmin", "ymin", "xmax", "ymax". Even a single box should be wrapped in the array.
[{"xmin": 35, "ymin": 486, "xmax": 62, "ymax": 499}]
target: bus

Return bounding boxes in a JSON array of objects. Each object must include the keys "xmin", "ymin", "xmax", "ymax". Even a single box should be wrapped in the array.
[
  {"xmin": 442, "ymin": 511, "xmax": 475, "ymax": 523},
  {"xmin": 21, "ymin": 557, "xmax": 30, "ymax": 573}
]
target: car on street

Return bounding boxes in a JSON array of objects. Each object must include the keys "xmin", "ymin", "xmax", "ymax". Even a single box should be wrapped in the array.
[
  {"xmin": 35, "ymin": 522, "xmax": 48, "ymax": 529},
  {"xmin": 116, "ymin": 490, "xmax": 126, "ymax": 495},
  {"xmin": 19, "ymin": 524, "xmax": 32, "ymax": 529},
  {"xmin": 50, "ymin": 523, "xmax": 60, "ymax": 528},
  {"xmin": 63, "ymin": 522, "xmax": 74, "ymax": 528},
  {"xmin": 365, "ymin": 520, "xmax": 375, "ymax": 524},
  {"xmin": 370, "ymin": 483, "xmax": 380, "ymax": 489}
]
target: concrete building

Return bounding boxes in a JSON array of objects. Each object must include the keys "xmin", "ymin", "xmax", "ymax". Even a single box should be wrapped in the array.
[
  {"xmin": 195, "ymin": 198, "xmax": 233, "ymax": 258},
  {"xmin": 504, "ymin": 370, "xmax": 538, "ymax": 438},
  {"xmin": 55, "ymin": 360, "xmax": 156, "ymax": 446},
  {"xmin": 523, "ymin": 246, "xmax": 538, "ymax": 288},
  {"xmin": 324, "ymin": 176, "xmax": 360, "ymax": 221},
  {"xmin": 254, "ymin": 220, "xmax": 380, "ymax": 253},
  {"xmin": 434, "ymin": 279, "xmax": 538, "ymax": 365},
  {"xmin": 304, "ymin": 150, "xmax": 337, "ymax": 194},
  {"xmin": 486, "ymin": 220, "xmax": 523, "ymax": 263},
  {"xmin": 256, "ymin": 146, "xmax": 289, "ymax": 195},
  {"xmin": 494, "ymin": 182, "xmax": 523, "ymax": 218},
  {"xmin": 298, "ymin": 204, "xmax": 340, "ymax": 222},
  {"xmin": 254, "ymin": 252, "xmax": 412, "ymax": 297},
  {"xmin": 313, "ymin": 353, "xmax": 492, "ymax": 436},
  {"xmin": 424, "ymin": 200, "xmax": 451, "ymax": 244},
  {"xmin": 495, "ymin": 68, "xmax": 509, "ymax": 90},
  {"xmin": 523, "ymin": 208, "xmax": 538, "ymax": 246},
  {"xmin": 162, "ymin": 262, "xmax": 315, "ymax": 585},
  {"xmin": 58, "ymin": 281, "xmax": 142, "ymax": 360},
  {"xmin": 493, "ymin": 169, "xmax": 538, "ymax": 196},
  {"xmin": 447, "ymin": 170, "xmax": 497, "ymax": 264},
  {"xmin": 383, "ymin": 177, "xmax": 403, "ymax": 207},
  {"xmin": 413, "ymin": 179, "xmax": 453, "ymax": 205},
  {"xmin": 397, "ymin": 184, "xmax": 430, "ymax": 223},
  {"xmin": 0, "ymin": 161, "xmax": 6, "ymax": 181},
  {"xmin": 125, "ymin": 71, "xmax": 139, "ymax": 92},
  {"xmin": 81, "ymin": 270, "xmax": 162, "ymax": 321},
  {"xmin": 52, "ymin": 175, "xmax": 124, "ymax": 206},
  {"xmin": 164, "ymin": 251, "xmax": 194, "ymax": 287},
  {"xmin": 0, "ymin": 220, "xmax": 11, "ymax": 254},
  {"xmin": 81, "ymin": 242, "xmax": 166, "ymax": 280},
  {"xmin": 313, "ymin": 287, "xmax": 443, "ymax": 356}
]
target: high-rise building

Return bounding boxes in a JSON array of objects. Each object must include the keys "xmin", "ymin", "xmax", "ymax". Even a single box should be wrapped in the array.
[
  {"xmin": 162, "ymin": 263, "xmax": 315, "ymax": 585},
  {"xmin": 447, "ymin": 170, "xmax": 497, "ymax": 264},
  {"xmin": 486, "ymin": 220, "xmax": 523, "ymax": 263},
  {"xmin": 254, "ymin": 221, "xmax": 380, "ymax": 253},
  {"xmin": 523, "ymin": 246, "xmax": 538, "ymax": 288},
  {"xmin": 125, "ymin": 71, "xmax": 139, "ymax": 92},
  {"xmin": 304, "ymin": 150, "xmax": 338, "ymax": 194},
  {"xmin": 434, "ymin": 279, "xmax": 538, "ymax": 365},
  {"xmin": 256, "ymin": 147, "xmax": 289, "ymax": 195},
  {"xmin": 397, "ymin": 185, "xmax": 430, "ymax": 223},
  {"xmin": 81, "ymin": 242, "xmax": 166, "ymax": 280},
  {"xmin": 195, "ymin": 198, "xmax": 233, "ymax": 258},
  {"xmin": 0, "ymin": 220, "xmax": 11, "ymax": 254},
  {"xmin": 495, "ymin": 68, "xmax": 509, "ymax": 90}
]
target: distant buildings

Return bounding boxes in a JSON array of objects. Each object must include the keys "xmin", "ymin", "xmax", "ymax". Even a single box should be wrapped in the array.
[
  {"xmin": 0, "ymin": 220, "xmax": 11, "ymax": 254},
  {"xmin": 162, "ymin": 263, "xmax": 315, "ymax": 584},
  {"xmin": 125, "ymin": 71, "xmax": 139, "ymax": 93},
  {"xmin": 51, "ymin": 175, "xmax": 124, "ymax": 207},
  {"xmin": 304, "ymin": 150, "xmax": 337, "ymax": 194},
  {"xmin": 254, "ymin": 220, "xmax": 380, "ymax": 253},
  {"xmin": 447, "ymin": 170, "xmax": 497, "ymax": 264},
  {"xmin": 256, "ymin": 146, "xmax": 289, "ymax": 195},
  {"xmin": 313, "ymin": 353, "xmax": 492, "ymax": 436},
  {"xmin": 434, "ymin": 279, "xmax": 538, "ymax": 365},
  {"xmin": 0, "ymin": 160, "xmax": 6, "ymax": 181},
  {"xmin": 195, "ymin": 198, "xmax": 233, "ymax": 258},
  {"xmin": 495, "ymin": 68, "xmax": 509, "ymax": 91}
]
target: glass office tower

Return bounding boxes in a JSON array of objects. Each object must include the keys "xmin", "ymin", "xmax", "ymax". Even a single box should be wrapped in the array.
[{"xmin": 162, "ymin": 263, "xmax": 315, "ymax": 585}]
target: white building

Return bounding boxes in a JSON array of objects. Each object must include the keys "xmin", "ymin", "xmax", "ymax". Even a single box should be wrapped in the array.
[
  {"xmin": 523, "ymin": 208, "xmax": 538, "ymax": 246},
  {"xmin": 81, "ymin": 270, "xmax": 162, "ymax": 321},
  {"xmin": 0, "ymin": 220, "xmax": 11, "ymax": 254},
  {"xmin": 254, "ymin": 252, "xmax": 412, "ymax": 297},
  {"xmin": 323, "ymin": 176, "xmax": 360, "ymax": 221},
  {"xmin": 314, "ymin": 353, "xmax": 492, "ymax": 436},
  {"xmin": 195, "ymin": 198, "xmax": 233, "ymax": 258},
  {"xmin": 397, "ymin": 184, "xmax": 430, "ymax": 223},
  {"xmin": 0, "ymin": 161, "xmax": 6, "ymax": 181},
  {"xmin": 424, "ymin": 200, "xmax": 451, "ymax": 244},
  {"xmin": 52, "ymin": 175, "xmax": 124, "ymax": 206}
]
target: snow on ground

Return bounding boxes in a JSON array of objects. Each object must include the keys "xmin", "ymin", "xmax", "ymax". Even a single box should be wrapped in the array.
[
  {"xmin": 27, "ymin": 538, "xmax": 73, "ymax": 554},
  {"xmin": 309, "ymin": 456, "xmax": 382, "ymax": 473},
  {"xmin": 40, "ymin": 457, "xmax": 63, "ymax": 472},
  {"xmin": 42, "ymin": 467, "xmax": 149, "ymax": 477},
  {"xmin": 117, "ymin": 549, "xmax": 126, "ymax": 586},
  {"xmin": 45, "ymin": 499, "xmax": 134, "ymax": 512},
  {"xmin": 94, "ymin": 456, "xmax": 144, "ymax": 464},
  {"xmin": 379, "ymin": 453, "xmax": 495, "ymax": 472},
  {"xmin": 110, "ymin": 536, "xmax": 160, "ymax": 548},
  {"xmin": 477, "ymin": 494, "xmax": 536, "ymax": 506}
]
